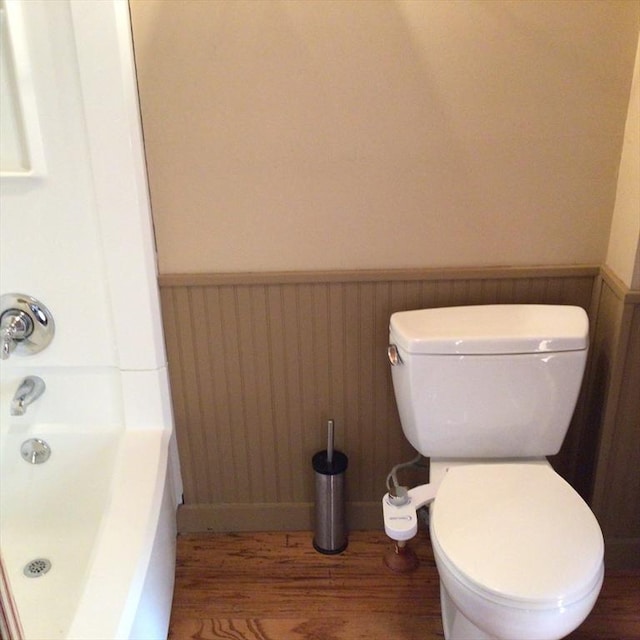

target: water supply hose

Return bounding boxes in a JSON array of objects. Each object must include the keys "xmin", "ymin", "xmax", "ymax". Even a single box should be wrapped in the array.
[{"xmin": 386, "ymin": 453, "xmax": 425, "ymax": 493}]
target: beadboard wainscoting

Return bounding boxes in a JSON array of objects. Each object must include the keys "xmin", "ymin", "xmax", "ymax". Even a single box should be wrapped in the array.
[
  {"xmin": 159, "ymin": 266, "xmax": 606, "ymax": 533},
  {"xmin": 590, "ymin": 267, "xmax": 640, "ymax": 569}
]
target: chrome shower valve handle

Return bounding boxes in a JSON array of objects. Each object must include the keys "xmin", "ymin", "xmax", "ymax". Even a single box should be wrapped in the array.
[
  {"xmin": 1, "ymin": 310, "xmax": 34, "ymax": 358},
  {"xmin": 0, "ymin": 294, "xmax": 55, "ymax": 360}
]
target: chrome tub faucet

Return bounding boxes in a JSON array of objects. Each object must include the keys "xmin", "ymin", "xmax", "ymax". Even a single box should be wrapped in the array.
[{"xmin": 11, "ymin": 376, "xmax": 46, "ymax": 416}]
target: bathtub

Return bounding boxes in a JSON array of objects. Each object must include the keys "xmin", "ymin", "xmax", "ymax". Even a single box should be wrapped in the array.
[{"xmin": 0, "ymin": 368, "xmax": 179, "ymax": 640}]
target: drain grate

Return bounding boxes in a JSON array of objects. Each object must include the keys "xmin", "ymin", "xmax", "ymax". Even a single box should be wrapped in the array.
[{"xmin": 23, "ymin": 558, "xmax": 51, "ymax": 578}]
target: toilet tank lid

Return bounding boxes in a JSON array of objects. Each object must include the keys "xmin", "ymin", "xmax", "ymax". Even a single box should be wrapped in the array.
[{"xmin": 389, "ymin": 305, "xmax": 588, "ymax": 355}]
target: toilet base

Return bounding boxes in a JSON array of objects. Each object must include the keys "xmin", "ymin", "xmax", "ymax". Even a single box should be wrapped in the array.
[{"xmin": 440, "ymin": 582, "xmax": 494, "ymax": 640}]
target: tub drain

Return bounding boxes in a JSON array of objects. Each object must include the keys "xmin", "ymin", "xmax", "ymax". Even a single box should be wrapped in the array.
[
  {"xmin": 23, "ymin": 558, "xmax": 51, "ymax": 578},
  {"xmin": 20, "ymin": 439, "xmax": 51, "ymax": 464}
]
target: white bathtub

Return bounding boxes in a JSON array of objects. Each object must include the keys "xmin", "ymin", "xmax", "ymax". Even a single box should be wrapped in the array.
[{"xmin": 0, "ymin": 369, "xmax": 179, "ymax": 640}]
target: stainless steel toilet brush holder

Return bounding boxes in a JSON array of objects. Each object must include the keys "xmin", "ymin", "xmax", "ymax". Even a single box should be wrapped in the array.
[{"xmin": 312, "ymin": 420, "xmax": 348, "ymax": 554}]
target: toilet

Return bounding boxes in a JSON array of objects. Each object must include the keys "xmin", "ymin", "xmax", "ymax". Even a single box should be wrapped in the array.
[{"xmin": 382, "ymin": 304, "xmax": 604, "ymax": 640}]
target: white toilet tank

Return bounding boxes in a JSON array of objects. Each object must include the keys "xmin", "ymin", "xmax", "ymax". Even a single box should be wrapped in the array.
[{"xmin": 389, "ymin": 305, "xmax": 589, "ymax": 458}]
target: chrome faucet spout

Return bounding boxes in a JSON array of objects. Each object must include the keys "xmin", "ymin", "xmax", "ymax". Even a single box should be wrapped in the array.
[{"xmin": 11, "ymin": 376, "xmax": 46, "ymax": 416}]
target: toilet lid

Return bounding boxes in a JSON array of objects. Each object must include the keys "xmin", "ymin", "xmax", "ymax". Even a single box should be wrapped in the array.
[{"xmin": 430, "ymin": 462, "xmax": 604, "ymax": 607}]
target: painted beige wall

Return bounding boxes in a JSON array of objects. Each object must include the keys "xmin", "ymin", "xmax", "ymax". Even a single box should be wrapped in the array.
[
  {"xmin": 606, "ymin": 37, "xmax": 640, "ymax": 289},
  {"xmin": 130, "ymin": 0, "xmax": 639, "ymax": 274}
]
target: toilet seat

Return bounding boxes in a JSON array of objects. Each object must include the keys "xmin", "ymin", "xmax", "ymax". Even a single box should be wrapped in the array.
[{"xmin": 430, "ymin": 462, "xmax": 604, "ymax": 609}]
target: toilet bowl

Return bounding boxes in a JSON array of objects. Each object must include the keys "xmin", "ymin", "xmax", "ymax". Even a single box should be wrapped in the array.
[{"xmin": 428, "ymin": 461, "xmax": 604, "ymax": 640}]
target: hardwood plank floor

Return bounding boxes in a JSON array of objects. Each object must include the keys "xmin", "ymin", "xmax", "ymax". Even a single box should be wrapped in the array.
[{"xmin": 169, "ymin": 530, "xmax": 640, "ymax": 640}]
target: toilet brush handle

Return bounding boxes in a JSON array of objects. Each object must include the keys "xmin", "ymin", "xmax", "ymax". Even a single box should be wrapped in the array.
[{"xmin": 327, "ymin": 419, "xmax": 334, "ymax": 465}]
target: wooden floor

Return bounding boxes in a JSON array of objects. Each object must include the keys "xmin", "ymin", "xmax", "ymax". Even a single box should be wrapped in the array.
[{"xmin": 169, "ymin": 530, "xmax": 640, "ymax": 640}]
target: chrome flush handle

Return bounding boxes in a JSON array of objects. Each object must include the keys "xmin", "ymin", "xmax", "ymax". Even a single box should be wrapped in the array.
[{"xmin": 388, "ymin": 344, "xmax": 403, "ymax": 366}]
